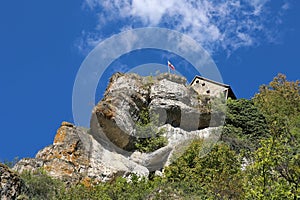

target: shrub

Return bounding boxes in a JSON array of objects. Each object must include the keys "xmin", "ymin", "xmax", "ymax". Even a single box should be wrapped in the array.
[
  {"xmin": 165, "ymin": 140, "xmax": 244, "ymax": 199},
  {"xmin": 222, "ymin": 98, "xmax": 269, "ymax": 152},
  {"xmin": 20, "ymin": 169, "xmax": 64, "ymax": 200},
  {"xmin": 134, "ymin": 108, "xmax": 168, "ymax": 153}
]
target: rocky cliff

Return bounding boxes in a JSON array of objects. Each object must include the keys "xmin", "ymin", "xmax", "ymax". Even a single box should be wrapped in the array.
[
  {"xmin": 0, "ymin": 163, "xmax": 25, "ymax": 200},
  {"xmin": 12, "ymin": 73, "xmax": 222, "ymax": 185}
]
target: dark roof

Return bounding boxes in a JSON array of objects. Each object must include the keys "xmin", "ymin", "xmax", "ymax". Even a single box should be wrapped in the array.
[{"xmin": 190, "ymin": 75, "xmax": 236, "ymax": 99}]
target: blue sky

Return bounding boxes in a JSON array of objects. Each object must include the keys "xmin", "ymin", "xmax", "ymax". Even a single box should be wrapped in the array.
[{"xmin": 0, "ymin": 0, "xmax": 299, "ymax": 162}]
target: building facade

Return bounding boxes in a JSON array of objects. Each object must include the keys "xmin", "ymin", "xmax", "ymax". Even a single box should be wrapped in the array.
[{"xmin": 190, "ymin": 75, "xmax": 236, "ymax": 99}]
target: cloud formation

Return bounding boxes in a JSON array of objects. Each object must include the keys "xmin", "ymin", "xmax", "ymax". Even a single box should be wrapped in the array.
[{"xmin": 81, "ymin": 0, "xmax": 291, "ymax": 55}]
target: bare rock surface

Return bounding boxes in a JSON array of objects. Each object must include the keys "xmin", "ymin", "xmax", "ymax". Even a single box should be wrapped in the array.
[
  {"xmin": 13, "ymin": 72, "xmax": 222, "ymax": 185},
  {"xmin": 91, "ymin": 73, "xmax": 214, "ymax": 150},
  {"xmin": 14, "ymin": 122, "xmax": 149, "ymax": 184},
  {"xmin": 0, "ymin": 163, "xmax": 25, "ymax": 200}
]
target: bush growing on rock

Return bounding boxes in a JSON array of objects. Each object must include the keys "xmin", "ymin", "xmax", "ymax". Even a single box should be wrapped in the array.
[{"xmin": 134, "ymin": 108, "xmax": 168, "ymax": 153}]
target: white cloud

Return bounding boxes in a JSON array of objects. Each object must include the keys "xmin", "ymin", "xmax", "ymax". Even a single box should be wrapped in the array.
[
  {"xmin": 282, "ymin": 2, "xmax": 290, "ymax": 10},
  {"xmin": 80, "ymin": 0, "xmax": 292, "ymax": 55},
  {"xmin": 248, "ymin": 0, "xmax": 270, "ymax": 15},
  {"xmin": 76, "ymin": 31, "xmax": 104, "ymax": 55},
  {"xmin": 131, "ymin": 0, "xmax": 175, "ymax": 25}
]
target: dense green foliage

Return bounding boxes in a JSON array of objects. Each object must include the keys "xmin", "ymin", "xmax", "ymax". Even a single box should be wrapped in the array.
[
  {"xmin": 134, "ymin": 128, "xmax": 168, "ymax": 153},
  {"xmin": 221, "ymin": 98, "xmax": 269, "ymax": 152},
  {"xmin": 134, "ymin": 108, "xmax": 168, "ymax": 153},
  {"xmin": 8, "ymin": 73, "xmax": 299, "ymax": 199},
  {"xmin": 247, "ymin": 74, "xmax": 300, "ymax": 199},
  {"xmin": 165, "ymin": 140, "xmax": 244, "ymax": 199},
  {"xmin": 253, "ymin": 74, "xmax": 300, "ymax": 135}
]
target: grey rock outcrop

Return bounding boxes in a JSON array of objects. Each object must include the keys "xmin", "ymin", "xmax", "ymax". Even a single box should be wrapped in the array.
[
  {"xmin": 91, "ymin": 73, "xmax": 151, "ymax": 151},
  {"xmin": 13, "ymin": 72, "xmax": 223, "ymax": 185},
  {"xmin": 91, "ymin": 73, "xmax": 217, "ymax": 151},
  {"xmin": 14, "ymin": 122, "xmax": 149, "ymax": 185},
  {"xmin": 0, "ymin": 163, "xmax": 25, "ymax": 200}
]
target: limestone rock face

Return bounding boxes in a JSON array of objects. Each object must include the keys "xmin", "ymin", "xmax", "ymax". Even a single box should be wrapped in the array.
[
  {"xmin": 91, "ymin": 73, "xmax": 151, "ymax": 151},
  {"xmin": 149, "ymin": 78, "xmax": 211, "ymax": 131},
  {"xmin": 0, "ymin": 163, "xmax": 25, "ymax": 200},
  {"xmin": 14, "ymin": 122, "xmax": 148, "ymax": 184},
  {"xmin": 13, "ymin": 73, "xmax": 223, "ymax": 185},
  {"xmin": 91, "ymin": 73, "xmax": 214, "ymax": 150}
]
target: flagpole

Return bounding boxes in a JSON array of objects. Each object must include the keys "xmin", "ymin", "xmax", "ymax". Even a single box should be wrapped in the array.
[{"xmin": 168, "ymin": 62, "xmax": 170, "ymax": 74}]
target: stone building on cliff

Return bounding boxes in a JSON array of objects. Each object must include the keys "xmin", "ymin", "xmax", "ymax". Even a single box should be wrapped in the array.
[{"xmin": 190, "ymin": 75, "xmax": 236, "ymax": 99}]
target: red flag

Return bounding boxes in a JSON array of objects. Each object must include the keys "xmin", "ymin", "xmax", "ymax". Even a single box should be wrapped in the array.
[{"xmin": 168, "ymin": 60, "xmax": 175, "ymax": 70}]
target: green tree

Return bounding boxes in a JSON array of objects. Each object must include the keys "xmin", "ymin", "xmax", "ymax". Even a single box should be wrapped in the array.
[
  {"xmin": 165, "ymin": 140, "xmax": 244, "ymax": 199},
  {"xmin": 249, "ymin": 74, "xmax": 300, "ymax": 199},
  {"xmin": 253, "ymin": 73, "xmax": 300, "ymax": 136},
  {"xmin": 222, "ymin": 98, "xmax": 269, "ymax": 152},
  {"xmin": 244, "ymin": 137, "xmax": 294, "ymax": 199}
]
